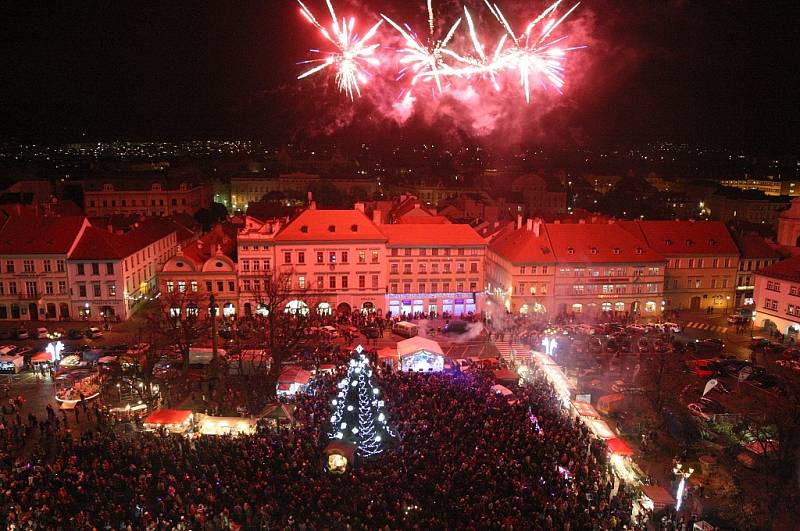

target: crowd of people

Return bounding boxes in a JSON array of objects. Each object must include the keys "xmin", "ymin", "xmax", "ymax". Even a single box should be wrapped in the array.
[{"xmin": 0, "ymin": 356, "xmax": 639, "ymax": 530}]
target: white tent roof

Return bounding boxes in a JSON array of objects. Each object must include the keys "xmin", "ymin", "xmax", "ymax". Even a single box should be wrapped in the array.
[{"xmin": 397, "ymin": 336, "xmax": 444, "ymax": 359}]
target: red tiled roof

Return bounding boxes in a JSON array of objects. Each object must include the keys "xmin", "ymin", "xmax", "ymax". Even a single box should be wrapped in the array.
[
  {"xmin": 395, "ymin": 215, "xmax": 451, "ymax": 224},
  {"xmin": 622, "ymin": 220, "xmax": 739, "ymax": 255},
  {"xmin": 70, "ymin": 218, "xmax": 179, "ymax": 260},
  {"xmin": 275, "ymin": 209, "xmax": 386, "ymax": 242},
  {"xmin": 0, "ymin": 215, "xmax": 87, "ymax": 255},
  {"xmin": 756, "ymin": 255, "xmax": 800, "ymax": 282},
  {"xmin": 546, "ymin": 223, "xmax": 664, "ymax": 263},
  {"xmin": 735, "ymin": 233, "xmax": 782, "ymax": 259},
  {"xmin": 489, "ymin": 225, "xmax": 556, "ymax": 264},
  {"xmin": 380, "ymin": 223, "xmax": 486, "ymax": 246}
]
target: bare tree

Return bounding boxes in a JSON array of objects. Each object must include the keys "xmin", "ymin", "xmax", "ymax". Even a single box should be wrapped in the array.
[
  {"xmin": 147, "ymin": 290, "xmax": 211, "ymax": 375},
  {"xmin": 240, "ymin": 269, "xmax": 324, "ymax": 398}
]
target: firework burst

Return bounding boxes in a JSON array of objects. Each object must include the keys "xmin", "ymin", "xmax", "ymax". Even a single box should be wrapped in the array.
[
  {"xmin": 297, "ymin": 0, "xmax": 383, "ymax": 100},
  {"xmin": 381, "ymin": 1, "xmax": 462, "ymax": 93}
]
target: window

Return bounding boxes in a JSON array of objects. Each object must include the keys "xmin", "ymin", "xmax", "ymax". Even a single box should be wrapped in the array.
[
  {"xmin": 469, "ymin": 282, "xmax": 477, "ymax": 291},
  {"xmin": 712, "ymin": 258, "xmax": 718, "ymax": 268},
  {"xmin": 443, "ymin": 282, "xmax": 450, "ymax": 292},
  {"xmin": 358, "ymin": 251, "xmax": 366, "ymax": 264},
  {"xmin": 711, "ymin": 279, "xmax": 717, "ymax": 289},
  {"xmin": 77, "ymin": 263, "xmax": 85, "ymax": 275},
  {"xmin": 329, "ymin": 252, "xmax": 336, "ymax": 264},
  {"xmin": 457, "ymin": 262, "xmax": 465, "ymax": 273},
  {"xmin": 456, "ymin": 282, "xmax": 464, "ymax": 292},
  {"xmin": 57, "ymin": 260, "xmax": 65, "ymax": 272},
  {"xmin": 105, "ymin": 262, "xmax": 114, "ymax": 275},
  {"xmin": 404, "ymin": 249, "xmax": 411, "ymax": 257},
  {"xmin": 78, "ymin": 284, "xmax": 86, "ymax": 297},
  {"xmin": 431, "ymin": 282, "xmax": 438, "ymax": 292},
  {"xmin": 317, "ymin": 252, "xmax": 324, "ymax": 264},
  {"xmin": 403, "ymin": 282, "xmax": 411, "ymax": 293},
  {"xmin": 391, "ymin": 263, "xmax": 399, "ymax": 274},
  {"xmin": 767, "ymin": 281, "xmax": 781, "ymax": 292},
  {"xmin": 724, "ymin": 258, "xmax": 731, "ymax": 268},
  {"xmin": 358, "ymin": 275, "xmax": 366, "ymax": 289},
  {"xmin": 216, "ymin": 281, "xmax": 224, "ymax": 292},
  {"xmin": 391, "ymin": 249, "xmax": 398, "ymax": 257},
  {"xmin": 390, "ymin": 283, "xmax": 398, "ymax": 294},
  {"xmin": 403, "ymin": 264, "xmax": 412, "ymax": 274},
  {"xmin": 92, "ymin": 283, "xmax": 101, "ymax": 297},
  {"xmin": 298, "ymin": 275, "xmax": 306, "ymax": 289},
  {"xmin": 431, "ymin": 263, "xmax": 439, "ymax": 273},
  {"xmin": 178, "ymin": 281, "xmax": 186, "ymax": 293},
  {"xmin": 228, "ymin": 281, "xmax": 235, "ymax": 292},
  {"xmin": 91, "ymin": 263, "xmax": 99, "ymax": 275},
  {"xmin": 23, "ymin": 260, "xmax": 34, "ymax": 272},
  {"xmin": 45, "ymin": 281, "xmax": 53, "ymax": 295},
  {"xmin": 519, "ymin": 266, "xmax": 526, "ymax": 274},
  {"xmin": 341, "ymin": 276, "xmax": 348, "ymax": 289},
  {"xmin": 58, "ymin": 281, "xmax": 66, "ymax": 294},
  {"xmin": 284, "ymin": 252, "xmax": 291, "ymax": 264},
  {"xmin": 371, "ymin": 250, "xmax": 379, "ymax": 263},
  {"xmin": 317, "ymin": 276, "xmax": 324, "ymax": 289},
  {"xmin": 372, "ymin": 275, "xmax": 379, "ymax": 289},
  {"xmin": 166, "ymin": 281, "xmax": 175, "ymax": 293},
  {"xmin": 697, "ymin": 258, "xmax": 704, "ymax": 268},
  {"xmin": 0, "ymin": 282, "xmax": 4, "ymax": 295},
  {"xmin": 443, "ymin": 263, "xmax": 451, "ymax": 273},
  {"xmin": 243, "ymin": 279, "xmax": 252, "ymax": 291},
  {"xmin": 242, "ymin": 260, "xmax": 250, "ymax": 272},
  {"xmin": 190, "ymin": 281, "xmax": 198, "ymax": 292},
  {"xmin": 470, "ymin": 263, "xmax": 478, "ymax": 273},
  {"xmin": 688, "ymin": 259, "xmax": 694, "ymax": 269},
  {"xmin": 252, "ymin": 260, "xmax": 260, "ymax": 272},
  {"xmin": 695, "ymin": 279, "xmax": 701, "ymax": 289},
  {"xmin": 329, "ymin": 276, "xmax": 336, "ymax": 289},
  {"xmin": 458, "ymin": 248, "xmax": 465, "ymax": 256},
  {"xmin": 341, "ymin": 251, "xmax": 348, "ymax": 263},
  {"xmin": 43, "ymin": 260, "xmax": 51, "ymax": 272},
  {"xmin": 419, "ymin": 264, "xmax": 426, "ymax": 274},
  {"xmin": 542, "ymin": 266, "xmax": 548, "ymax": 274},
  {"xmin": 298, "ymin": 251, "xmax": 305, "ymax": 264},
  {"xmin": 418, "ymin": 282, "xmax": 425, "ymax": 293},
  {"xmin": 722, "ymin": 278, "xmax": 728, "ymax": 288},
  {"xmin": 263, "ymin": 259, "xmax": 271, "ymax": 271},
  {"xmin": 791, "ymin": 286, "xmax": 799, "ymax": 297}
]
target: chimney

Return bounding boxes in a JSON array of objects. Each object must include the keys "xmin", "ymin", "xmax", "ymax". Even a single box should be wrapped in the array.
[
  {"xmin": 307, "ymin": 191, "xmax": 313, "ymax": 203},
  {"xmin": 107, "ymin": 224, "xmax": 114, "ymax": 233},
  {"xmin": 526, "ymin": 218, "xmax": 533, "ymax": 231},
  {"xmin": 354, "ymin": 202, "xmax": 365, "ymax": 212},
  {"xmin": 372, "ymin": 209, "xmax": 382, "ymax": 225},
  {"xmin": 533, "ymin": 218, "xmax": 541, "ymax": 237},
  {"xmin": 309, "ymin": 201, "xmax": 317, "ymax": 210},
  {"xmin": 579, "ymin": 219, "xmax": 586, "ymax": 224},
  {"xmin": 516, "ymin": 214, "xmax": 523, "ymax": 229}
]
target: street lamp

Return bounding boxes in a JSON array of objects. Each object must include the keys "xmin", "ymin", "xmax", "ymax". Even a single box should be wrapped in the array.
[
  {"xmin": 672, "ymin": 462, "xmax": 694, "ymax": 512},
  {"xmin": 725, "ymin": 295, "xmax": 731, "ymax": 316}
]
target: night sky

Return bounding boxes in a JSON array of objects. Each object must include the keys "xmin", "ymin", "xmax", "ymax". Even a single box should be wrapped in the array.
[{"xmin": 1, "ymin": 0, "xmax": 798, "ymax": 150}]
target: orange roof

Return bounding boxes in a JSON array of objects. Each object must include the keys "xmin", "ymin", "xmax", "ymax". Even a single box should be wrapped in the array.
[
  {"xmin": 756, "ymin": 255, "xmax": 800, "ymax": 282},
  {"xmin": 70, "ymin": 218, "xmax": 180, "ymax": 260},
  {"xmin": 380, "ymin": 223, "xmax": 486, "ymax": 246},
  {"xmin": 395, "ymin": 215, "xmax": 451, "ymax": 224},
  {"xmin": 735, "ymin": 233, "xmax": 782, "ymax": 259},
  {"xmin": 622, "ymin": 220, "xmax": 739, "ymax": 255},
  {"xmin": 275, "ymin": 209, "xmax": 385, "ymax": 242},
  {"xmin": 546, "ymin": 223, "xmax": 664, "ymax": 263},
  {"xmin": 489, "ymin": 225, "xmax": 556, "ymax": 264},
  {"xmin": 0, "ymin": 215, "xmax": 88, "ymax": 255}
]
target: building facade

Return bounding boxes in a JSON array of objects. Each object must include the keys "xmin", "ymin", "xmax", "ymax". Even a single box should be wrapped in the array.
[
  {"xmin": 381, "ymin": 223, "xmax": 486, "ymax": 318},
  {"xmin": 622, "ymin": 221, "xmax": 740, "ymax": 312},
  {"xmin": 236, "ymin": 216, "xmax": 281, "ymax": 316},
  {"xmin": 0, "ymin": 214, "xmax": 88, "ymax": 320},
  {"xmin": 733, "ymin": 233, "xmax": 782, "ymax": 308},
  {"xmin": 84, "ymin": 181, "xmax": 213, "ymax": 217},
  {"xmin": 753, "ymin": 256, "xmax": 800, "ymax": 338}
]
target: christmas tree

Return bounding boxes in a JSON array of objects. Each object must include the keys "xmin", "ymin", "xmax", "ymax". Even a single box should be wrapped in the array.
[{"xmin": 328, "ymin": 345, "xmax": 396, "ymax": 457}]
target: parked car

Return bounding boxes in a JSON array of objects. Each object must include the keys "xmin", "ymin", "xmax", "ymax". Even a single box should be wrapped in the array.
[
  {"xmin": 85, "ymin": 327, "xmax": 104, "ymax": 339},
  {"xmin": 14, "ymin": 328, "xmax": 29, "ymax": 340},
  {"xmin": 763, "ymin": 343, "xmax": 786, "ymax": 355},
  {"xmin": 626, "ymin": 324, "xmax": 647, "ymax": 333},
  {"xmin": 32, "ymin": 327, "xmax": 49, "ymax": 339},
  {"xmin": 751, "ymin": 337, "xmax": 772, "ymax": 349},
  {"xmin": 693, "ymin": 359, "xmax": 722, "ymax": 379},
  {"xmin": 588, "ymin": 338, "xmax": 603, "ymax": 354},
  {"xmin": 727, "ymin": 314, "xmax": 747, "ymax": 324},
  {"xmin": 699, "ymin": 338, "xmax": 725, "ymax": 351},
  {"xmin": 443, "ymin": 320, "xmax": 469, "ymax": 334},
  {"xmin": 361, "ymin": 326, "xmax": 380, "ymax": 339},
  {"xmin": 653, "ymin": 339, "xmax": 669, "ymax": 353},
  {"xmin": 687, "ymin": 398, "xmax": 727, "ymax": 422},
  {"xmin": 67, "ymin": 329, "xmax": 84, "ymax": 340},
  {"xmin": 661, "ymin": 322, "xmax": 681, "ymax": 333}
]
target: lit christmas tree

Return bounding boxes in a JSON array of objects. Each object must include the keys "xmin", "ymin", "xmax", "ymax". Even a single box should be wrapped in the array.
[{"xmin": 328, "ymin": 345, "xmax": 396, "ymax": 457}]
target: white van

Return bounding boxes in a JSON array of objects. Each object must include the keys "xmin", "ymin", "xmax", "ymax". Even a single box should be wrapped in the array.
[{"xmin": 392, "ymin": 321, "xmax": 419, "ymax": 338}]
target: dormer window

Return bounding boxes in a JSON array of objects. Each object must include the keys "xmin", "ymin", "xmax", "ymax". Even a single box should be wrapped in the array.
[
  {"xmin": 664, "ymin": 239, "xmax": 672, "ymax": 246},
  {"xmin": 590, "ymin": 247, "xmax": 598, "ymax": 255},
  {"xmin": 567, "ymin": 247, "xmax": 575, "ymax": 255},
  {"xmin": 612, "ymin": 248, "xmax": 621, "ymax": 255},
  {"xmin": 707, "ymin": 239, "xmax": 717, "ymax": 245},
  {"xmin": 300, "ymin": 225, "xmax": 308, "ymax": 233},
  {"xmin": 635, "ymin": 247, "xmax": 643, "ymax": 255},
  {"xmin": 328, "ymin": 225, "xmax": 336, "ymax": 233},
  {"xmin": 351, "ymin": 224, "xmax": 358, "ymax": 232},
  {"xmin": 685, "ymin": 239, "xmax": 693, "ymax": 246}
]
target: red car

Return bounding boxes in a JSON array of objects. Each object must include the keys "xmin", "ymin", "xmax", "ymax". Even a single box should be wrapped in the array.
[{"xmin": 692, "ymin": 359, "xmax": 721, "ymax": 379}]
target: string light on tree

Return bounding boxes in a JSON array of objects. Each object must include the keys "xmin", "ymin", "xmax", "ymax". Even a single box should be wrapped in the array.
[{"xmin": 328, "ymin": 345, "xmax": 396, "ymax": 457}]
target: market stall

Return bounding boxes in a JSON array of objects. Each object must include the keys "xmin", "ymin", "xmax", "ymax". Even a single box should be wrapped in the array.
[
  {"xmin": 277, "ymin": 367, "xmax": 313, "ymax": 395},
  {"xmin": 195, "ymin": 414, "xmax": 256, "ymax": 436},
  {"xmin": 397, "ymin": 337, "xmax": 444, "ymax": 372},
  {"xmin": 143, "ymin": 409, "xmax": 193, "ymax": 433},
  {"xmin": 531, "ymin": 350, "xmax": 574, "ymax": 408},
  {"xmin": 377, "ymin": 347, "xmax": 399, "ymax": 368},
  {"xmin": 607, "ymin": 437, "xmax": 634, "ymax": 456},
  {"xmin": 640, "ymin": 485, "xmax": 675, "ymax": 512},
  {"xmin": 571, "ymin": 400, "xmax": 600, "ymax": 419},
  {"xmin": 491, "ymin": 384, "xmax": 514, "ymax": 396},
  {"xmin": 55, "ymin": 369, "xmax": 101, "ymax": 404},
  {"xmin": 0, "ymin": 354, "xmax": 23, "ymax": 374},
  {"xmin": 589, "ymin": 418, "xmax": 616, "ymax": 440},
  {"xmin": 597, "ymin": 393, "xmax": 627, "ymax": 416},
  {"xmin": 257, "ymin": 403, "xmax": 297, "ymax": 428}
]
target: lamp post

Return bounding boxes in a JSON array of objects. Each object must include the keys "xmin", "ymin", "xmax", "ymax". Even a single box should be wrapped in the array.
[
  {"xmin": 672, "ymin": 462, "xmax": 694, "ymax": 512},
  {"xmin": 725, "ymin": 295, "xmax": 731, "ymax": 316}
]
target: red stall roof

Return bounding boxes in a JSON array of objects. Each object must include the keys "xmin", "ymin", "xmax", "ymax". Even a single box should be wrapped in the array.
[
  {"xmin": 607, "ymin": 437, "xmax": 634, "ymax": 456},
  {"xmin": 143, "ymin": 409, "xmax": 192, "ymax": 426}
]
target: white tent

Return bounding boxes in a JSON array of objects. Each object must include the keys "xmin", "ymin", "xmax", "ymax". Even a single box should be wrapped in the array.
[{"xmin": 397, "ymin": 336, "xmax": 445, "ymax": 372}]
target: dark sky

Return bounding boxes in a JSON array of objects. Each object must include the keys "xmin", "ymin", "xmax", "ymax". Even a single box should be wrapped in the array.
[{"xmin": 1, "ymin": 0, "xmax": 798, "ymax": 151}]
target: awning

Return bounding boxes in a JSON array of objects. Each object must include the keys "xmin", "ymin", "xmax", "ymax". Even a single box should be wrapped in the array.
[
  {"xmin": 143, "ymin": 409, "xmax": 192, "ymax": 426},
  {"xmin": 278, "ymin": 367, "xmax": 313, "ymax": 385},
  {"xmin": 607, "ymin": 437, "xmax": 634, "ymax": 456},
  {"xmin": 590, "ymin": 419, "xmax": 616, "ymax": 439},
  {"xmin": 31, "ymin": 352, "xmax": 50, "ymax": 363},
  {"xmin": 491, "ymin": 384, "xmax": 514, "ymax": 396},
  {"xmin": 641, "ymin": 485, "xmax": 675, "ymax": 510},
  {"xmin": 572, "ymin": 401, "xmax": 600, "ymax": 418}
]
